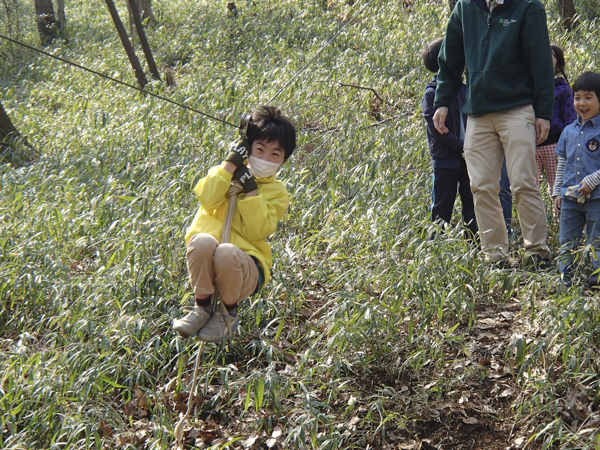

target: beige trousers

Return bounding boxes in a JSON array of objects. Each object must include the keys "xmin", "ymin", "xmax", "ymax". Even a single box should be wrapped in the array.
[
  {"xmin": 187, "ymin": 233, "xmax": 259, "ymax": 306},
  {"xmin": 464, "ymin": 105, "xmax": 551, "ymax": 261}
]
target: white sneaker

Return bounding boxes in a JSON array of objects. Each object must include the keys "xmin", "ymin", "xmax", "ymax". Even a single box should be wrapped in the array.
[
  {"xmin": 196, "ymin": 310, "xmax": 239, "ymax": 342},
  {"xmin": 173, "ymin": 305, "xmax": 211, "ymax": 337}
]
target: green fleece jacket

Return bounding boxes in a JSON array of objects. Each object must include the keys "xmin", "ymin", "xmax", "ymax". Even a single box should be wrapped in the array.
[{"xmin": 434, "ymin": 0, "xmax": 554, "ymax": 119}]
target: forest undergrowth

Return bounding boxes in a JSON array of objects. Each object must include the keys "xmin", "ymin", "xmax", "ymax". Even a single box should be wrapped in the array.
[{"xmin": 1, "ymin": 0, "xmax": 600, "ymax": 449}]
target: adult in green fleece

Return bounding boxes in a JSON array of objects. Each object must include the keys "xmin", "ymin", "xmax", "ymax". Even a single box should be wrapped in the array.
[{"xmin": 433, "ymin": 0, "xmax": 554, "ymax": 266}]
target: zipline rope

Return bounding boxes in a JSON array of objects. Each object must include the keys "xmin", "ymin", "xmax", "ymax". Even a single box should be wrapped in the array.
[
  {"xmin": 174, "ymin": 181, "xmax": 243, "ymax": 449},
  {"xmin": 1, "ymin": 1, "xmax": 370, "ymax": 123},
  {"xmin": 265, "ymin": 1, "xmax": 370, "ymax": 105},
  {"xmin": 0, "ymin": 33, "xmax": 239, "ymax": 128}
]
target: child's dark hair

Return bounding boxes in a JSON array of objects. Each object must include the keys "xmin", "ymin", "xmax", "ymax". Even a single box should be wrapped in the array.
[
  {"xmin": 551, "ymin": 44, "xmax": 569, "ymax": 84},
  {"xmin": 247, "ymin": 105, "xmax": 296, "ymax": 160},
  {"xmin": 572, "ymin": 72, "xmax": 600, "ymax": 101},
  {"xmin": 421, "ymin": 38, "xmax": 444, "ymax": 73}
]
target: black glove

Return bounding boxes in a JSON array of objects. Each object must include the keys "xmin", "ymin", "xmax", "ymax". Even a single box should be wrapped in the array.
[
  {"xmin": 225, "ymin": 139, "xmax": 251, "ymax": 168},
  {"xmin": 232, "ymin": 165, "xmax": 258, "ymax": 194}
]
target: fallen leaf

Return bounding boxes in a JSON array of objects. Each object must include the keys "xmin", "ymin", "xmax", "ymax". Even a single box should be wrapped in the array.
[
  {"xmin": 424, "ymin": 381, "xmax": 437, "ymax": 390},
  {"xmin": 477, "ymin": 332, "xmax": 495, "ymax": 342},
  {"xmin": 477, "ymin": 318, "xmax": 496, "ymax": 329},
  {"xmin": 346, "ymin": 416, "xmax": 360, "ymax": 431},
  {"xmin": 463, "ymin": 417, "xmax": 478, "ymax": 424},
  {"xmin": 242, "ymin": 435, "xmax": 259, "ymax": 449},
  {"xmin": 567, "ymin": 385, "xmax": 582, "ymax": 407},
  {"xmin": 266, "ymin": 437, "xmax": 277, "ymax": 448},
  {"xmin": 272, "ymin": 425, "xmax": 282, "ymax": 438},
  {"xmin": 174, "ymin": 401, "xmax": 187, "ymax": 413},
  {"xmin": 300, "ymin": 309, "xmax": 313, "ymax": 320},
  {"xmin": 174, "ymin": 392, "xmax": 187, "ymax": 401},
  {"xmin": 187, "ymin": 429, "xmax": 200, "ymax": 439},
  {"xmin": 117, "ymin": 433, "xmax": 134, "ymax": 446},
  {"xmin": 123, "ymin": 402, "xmax": 136, "ymax": 417},
  {"xmin": 500, "ymin": 387, "xmax": 516, "ymax": 398},
  {"xmin": 281, "ymin": 339, "xmax": 298, "ymax": 351},
  {"xmin": 513, "ymin": 436, "xmax": 525, "ymax": 446},
  {"xmin": 99, "ymin": 420, "xmax": 113, "ymax": 437},
  {"xmin": 573, "ymin": 407, "xmax": 587, "ymax": 421}
]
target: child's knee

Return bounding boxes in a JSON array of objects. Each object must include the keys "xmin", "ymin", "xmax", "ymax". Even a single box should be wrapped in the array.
[
  {"xmin": 213, "ymin": 243, "xmax": 239, "ymax": 267},
  {"xmin": 187, "ymin": 233, "xmax": 219, "ymax": 257}
]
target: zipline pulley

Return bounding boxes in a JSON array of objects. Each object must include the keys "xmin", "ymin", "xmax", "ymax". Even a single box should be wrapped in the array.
[{"xmin": 239, "ymin": 113, "xmax": 252, "ymax": 139}]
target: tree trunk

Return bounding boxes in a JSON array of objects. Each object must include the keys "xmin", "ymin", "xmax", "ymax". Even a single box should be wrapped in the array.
[
  {"xmin": 56, "ymin": 0, "xmax": 65, "ymax": 31},
  {"xmin": 128, "ymin": 0, "xmax": 161, "ymax": 81},
  {"xmin": 0, "ymin": 101, "xmax": 36, "ymax": 165},
  {"xmin": 0, "ymin": 101, "xmax": 19, "ymax": 150},
  {"xmin": 2, "ymin": 0, "xmax": 13, "ymax": 39},
  {"xmin": 34, "ymin": 0, "xmax": 57, "ymax": 45},
  {"xmin": 104, "ymin": 0, "xmax": 148, "ymax": 89},
  {"xmin": 139, "ymin": 0, "xmax": 157, "ymax": 25},
  {"xmin": 558, "ymin": 0, "xmax": 577, "ymax": 30}
]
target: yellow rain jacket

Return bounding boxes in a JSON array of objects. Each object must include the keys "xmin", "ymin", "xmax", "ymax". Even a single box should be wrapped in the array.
[{"xmin": 185, "ymin": 164, "xmax": 289, "ymax": 288}]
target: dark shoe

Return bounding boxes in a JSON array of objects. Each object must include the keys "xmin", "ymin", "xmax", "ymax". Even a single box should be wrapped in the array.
[{"xmin": 523, "ymin": 254, "xmax": 552, "ymax": 271}]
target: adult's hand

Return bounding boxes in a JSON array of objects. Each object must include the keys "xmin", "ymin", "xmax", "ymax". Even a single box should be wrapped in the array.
[
  {"xmin": 535, "ymin": 118, "xmax": 550, "ymax": 145},
  {"xmin": 433, "ymin": 107, "xmax": 449, "ymax": 134}
]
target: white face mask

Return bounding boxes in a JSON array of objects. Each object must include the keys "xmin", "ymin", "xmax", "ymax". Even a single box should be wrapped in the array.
[{"xmin": 248, "ymin": 156, "xmax": 282, "ymax": 178}]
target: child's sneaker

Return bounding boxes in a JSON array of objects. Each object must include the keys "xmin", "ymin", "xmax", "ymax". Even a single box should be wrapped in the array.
[
  {"xmin": 196, "ymin": 310, "xmax": 239, "ymax": 342},
  {"xmin": 173, "ymin": 306, "xmax": 212, "ymax": 337}
]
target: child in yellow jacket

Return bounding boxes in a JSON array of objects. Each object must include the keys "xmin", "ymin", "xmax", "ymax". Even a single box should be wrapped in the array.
[{"xmin": 173, "ymin": 105, "xmax": 296, "ymax": 341}]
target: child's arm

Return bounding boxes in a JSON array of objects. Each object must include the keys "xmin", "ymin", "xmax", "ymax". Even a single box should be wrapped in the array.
[
  {"xmin": 193, "ymin": 165, "xmax": 233, "ymax": 210},
  {"xmin": 553, "ymin": 156, "xmax": 565, "ymax": 214},
  {"xmin": 552, "ymin": 156, "xmax": 565, "ymax": 199},
  {"xmin": 558, "ymin": 85, "xmax": 577, "ymax": 129},
  {"xmin": 574, "ymin": 129, "xmax": 600, "ymax": 195},
  {"xmin": 194, "ymin": 139, "xmax": 256, "ymax": 208},
  {"xmin": 423, "ymin": 88, "xmax": 464, "ymax": 153},
  {"xmin": 552, "ymin": 131, "xmax": 568, "ymax": 214},
  {"xmin": 236, "ymin": 184, "xmax": 289, "ymax": 241},
  {"xmin": 582, "ymin": 171, "xmax": 600, "ymax": 195}
]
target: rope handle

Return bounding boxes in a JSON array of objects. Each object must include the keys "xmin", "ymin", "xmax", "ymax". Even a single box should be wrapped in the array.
[
  {"xmin": 221, "ymin": 181, "xmax": 243, "ymax": 244},
  {"xmin": 175, "ymin": 179, "xmax": 243, "ymax": 448}
]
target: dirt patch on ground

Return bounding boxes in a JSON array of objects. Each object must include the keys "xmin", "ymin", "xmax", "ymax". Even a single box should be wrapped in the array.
[{"xmin": 346, "ymin": 297, "xmax": 545, "ymax": 450}]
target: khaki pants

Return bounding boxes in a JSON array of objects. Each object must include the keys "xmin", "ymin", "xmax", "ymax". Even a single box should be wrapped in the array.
[
  {"xmin": 187, "ymin": 233, "xmax": 259, "ymax": 305},
  {"xmin": 464, "ymin": 105, "xmax": 551, "ymax": 262}
]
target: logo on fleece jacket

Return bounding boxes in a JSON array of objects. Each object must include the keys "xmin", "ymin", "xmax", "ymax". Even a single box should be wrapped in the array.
[{"xmin": 499, "ymin": 18, "xmax": 517, "ymax": 26}]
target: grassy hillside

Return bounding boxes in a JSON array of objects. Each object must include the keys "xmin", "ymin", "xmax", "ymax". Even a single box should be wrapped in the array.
[{"xmin": 1, "ymin": 0, "xmax": 600, "ymax": 448}]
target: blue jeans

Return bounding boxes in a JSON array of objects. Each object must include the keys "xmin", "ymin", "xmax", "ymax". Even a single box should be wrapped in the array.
[
  {"xmin": 558, "ymin": 198, "xmax": 600, "ymax": 283},
  {"xmin": 499, "ymin": 159, "xmax": 513, "ymax": 235}
]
